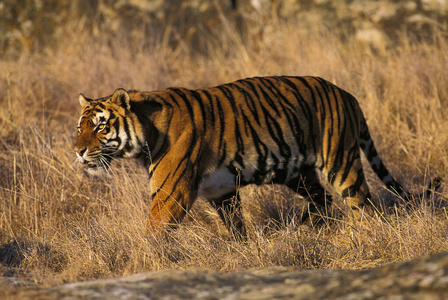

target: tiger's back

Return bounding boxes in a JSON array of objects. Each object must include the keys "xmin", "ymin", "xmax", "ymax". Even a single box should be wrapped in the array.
[{"xmin": 75, "ymin": 76, "xmax": 431, "ymax": 239}]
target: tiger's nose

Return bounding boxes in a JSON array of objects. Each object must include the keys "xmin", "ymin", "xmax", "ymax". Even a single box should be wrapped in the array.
[{"xmin": 75, "ymin": 147, "xmax": 86, "ymax": 157}]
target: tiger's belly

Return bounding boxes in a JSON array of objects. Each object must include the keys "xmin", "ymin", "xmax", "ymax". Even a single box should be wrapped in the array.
[{"xmin": 198, "ymin": 153, "xmax": 305, "ymax": 200}]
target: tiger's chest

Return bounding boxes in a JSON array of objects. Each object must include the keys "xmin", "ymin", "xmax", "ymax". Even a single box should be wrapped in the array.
[{"xmin": 198, "ymin": 151, "xmax": 305, "ymax": 200}]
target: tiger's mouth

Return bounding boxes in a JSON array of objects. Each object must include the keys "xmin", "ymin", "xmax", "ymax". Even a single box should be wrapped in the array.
[
  {"xmin": 87, "ymin": 161, "xmax": 99, "ymax": 169},
  {"xmin": 81, "ymin": 156, "xmax": 112, "ymax": 175}
]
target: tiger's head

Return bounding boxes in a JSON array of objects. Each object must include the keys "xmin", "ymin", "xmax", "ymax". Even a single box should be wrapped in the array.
[{"xmin": 74, "ymin": 88, "xmax": 140, "ymax": 176}]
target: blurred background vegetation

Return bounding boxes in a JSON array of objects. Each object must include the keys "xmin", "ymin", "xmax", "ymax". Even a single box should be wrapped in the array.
[{"xmin": 1, "ymin": 0, "xmax": 448, "ymax": 59}]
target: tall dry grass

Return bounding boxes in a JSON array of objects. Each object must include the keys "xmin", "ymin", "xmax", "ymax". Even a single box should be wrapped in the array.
[{"xmin": 0, "ymin": 18, "xmax": 447, "ymax": 288}]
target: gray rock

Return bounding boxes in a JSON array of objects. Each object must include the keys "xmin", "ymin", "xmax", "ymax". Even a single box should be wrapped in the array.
[{"xmin": 38, "ymin": 252, "xmax": 448, "ymax": 299}]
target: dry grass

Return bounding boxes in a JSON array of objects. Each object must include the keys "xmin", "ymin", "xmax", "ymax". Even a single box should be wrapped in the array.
[{"xmin": 0, "ymin": 17, "xmax": 447, "ymax": 289}]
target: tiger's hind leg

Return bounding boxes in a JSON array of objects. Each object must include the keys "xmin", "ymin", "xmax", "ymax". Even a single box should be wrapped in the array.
[
  {"xmin": 322, "ymin": 148, "xmax": 373, "ymax": 220},
  {"xmin": 209, "ymin": 192, "xmax": 247, "ymax": 241},
  {"xmin": 287, "ymin": 165, "xmax": 333, "ymax": 226}
]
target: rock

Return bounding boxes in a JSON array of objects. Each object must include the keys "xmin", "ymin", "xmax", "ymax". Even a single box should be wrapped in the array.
[{"xmin": 27, "ymin": 252, "xmax": 448, "ymax": 299}]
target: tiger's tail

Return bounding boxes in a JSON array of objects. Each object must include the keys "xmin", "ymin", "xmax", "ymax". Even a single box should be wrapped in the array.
[{"xmin": 359, "ymin": 116, "xmax": 441, "ymax": 204}]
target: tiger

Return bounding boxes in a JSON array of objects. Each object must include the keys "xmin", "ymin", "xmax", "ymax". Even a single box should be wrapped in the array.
[{"xmin": 74, "ymin": 76, "xmax": 439, "ymax": 240}]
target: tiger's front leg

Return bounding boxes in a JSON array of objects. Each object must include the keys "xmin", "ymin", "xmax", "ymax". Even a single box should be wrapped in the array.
[{"xmin": 146, "ymin": 156, "xmax": 200, "ymax": 236}]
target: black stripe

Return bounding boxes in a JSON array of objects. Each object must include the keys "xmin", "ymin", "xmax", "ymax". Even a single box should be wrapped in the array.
[
  {"xmin": 169, "ymin": 89, "xmax": 197, "ymax": 140},
  {"xmin": 151, "ymin": 171, "xmax": 172, "ymax": 197},
  {"xmin": 167, "ymin": 91, "xmax": 181, "ymax": 107},
  {"xmin": 151, "ymin": 94, "xmax": 175, "ymax": 107},
  {"xmin": 338, "ymin": 144, "xmax": 359, "ymax": 186},
  {"xmin": 215, "ymin": 97, "xmax": 226, "ymax": 162},
  {"xmin": 201, "ymin": 90, "xmax": 215, "ymax": 126},
  {"xmin": 242, "ymin": 112, "xmax": 268, "ymax": 179},
  {"xmin": 315, "ymin": 80, "xmax": 336, "ymax": 166},
  {"xmin": 260, "ymin": 77, "xmax": 297, "ymax": 110},
  {"xmin": 218, "ymin": 142, "xmax": 227, "ymax": 167},
  {"xmin": 217, "ymin": 85, "xmax": 239, "ymax": 115},
  {"xmin": 255, "ymin": 78, "xmax": 281, "ymax": 116},
  {"xmin": 261, "ymin": 105, "xmax": 291, "ymax": 158},
  {"xmin": 279, "ymin": 77, "xmax": 317, "ymax": 157},
  {"xmin": 191, "ymin": 89, "xmax": 207, "ymax": 122},
  {"xmin": 291, "ymin": 77, "xmax": 318, "ymax": 119},
  {"xmin": 341, "ymin": 168, "xmax": 365, "ymax": 198},
  {"xmin": 229, "ymin": 82, "xmax": 261, "ymax": 125}
]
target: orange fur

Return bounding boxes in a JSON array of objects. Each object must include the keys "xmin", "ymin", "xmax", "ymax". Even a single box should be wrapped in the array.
[{"xmin": 75, "ymin": 76, "xmax": 436, "ymax": 239}]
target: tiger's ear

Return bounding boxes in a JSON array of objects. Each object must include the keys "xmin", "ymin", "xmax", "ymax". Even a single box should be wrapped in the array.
[
  {"xmin": 111, "ymin": 88, "xmax": 131, "ymax": 110},
  {"xmin": 79, "ymin": 93, "xmax": 90, "ymax": 107}
]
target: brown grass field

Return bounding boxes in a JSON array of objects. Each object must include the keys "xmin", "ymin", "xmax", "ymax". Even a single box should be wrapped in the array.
[{"xmin": 0, "ymin": 13, "xmax": 447, "ymax": 292}]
